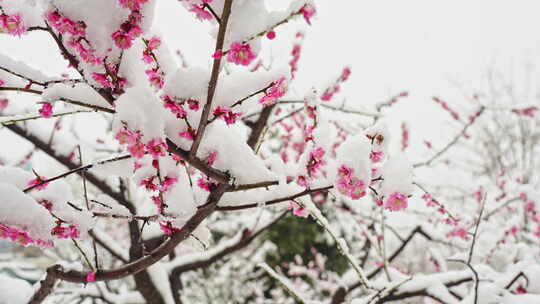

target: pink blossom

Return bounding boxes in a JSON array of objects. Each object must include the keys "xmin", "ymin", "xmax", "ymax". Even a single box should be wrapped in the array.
[
  {"xmin": 266, "ymin": 31, "xmax": 276, "ymax": 40},
  {"xmin": 147, "ymin": 36, "xmax": 161, "ymax": 50},
  {"xmin": 300, "ymin": 4, "xmax": 316, "ymax": 25},
  {"xmin": 142, "ymin": 50, "xmax": 154, "ymax": 64},
  {"xmin": 86, "ymin": 271, "xmax": 96, "ymax": 282},
  {"xmin": 288, "ymin": 201, "xmax": 309, "ymax": 217},
  {"xmin": 179, "ymin": 130, "xmax": 195, "ymax": 140},
  {"xmin": 0, "ymin": 223, "xmax": 53, "ymax": 247},
  {"xmin": 119, "ymin": 0, "xmax": 149, "ymax": 10},
  {"xmin": 160, "ymin": 176, "xmax": 178, "ymax": 192},
  {"xmin": 206, "ymin": 151, "xmax": 218, "ymax": 166},
  {"xmin": 227, "ymin": 42, "xmax": 257, "ymax": 66},
  {"xmin": 92, "ymin": 73, "xmax": 113, "ymax": 88},
  {"xmin": 385, "ymin": 192, "xmax": 408, "ymax": 211},
  {"xmin": 307, "ymin": 147, "xmax": 326, "ymax": 175},
  {"xmin": 140, "ymin": 176, "xmax": 159, "ymax": 191},
  {"xmin": 160, "ymin": 221, "xmax": 181, "ymax": 235},
  {"xmin": 52, "ymin": 224, "xmax": 80, "ymax": 239},
  {"xmin": 213, "ymin": 106, "xmax": 241, "ymax": 125},
  {"xmin": 0, "ymin": 79, "xmax": 4, "ymax": 86},
  {"xmin": 448, "ymin": 227, "xmax": 470, "ymax": 240},
  {"xmin": 145, "ymin": 69, "xmax": 164, "ymax": 88},
  {"xmin": 212, "ymin": 49, "xmax": 223, "ymax": 59},
  {"xmin": 128, "ymin": 141, "xmax": 146, "ymax": 158},
  {"xmin": 259, "ymin": 77, "xmax": 288, "ymax": 106},
  {"xmin": 163, "ymin": 98, "xmax": 187, "ymax": 118},
  {"xmin": 112, "ymin": 30, "xmax": 134, "ymax": 49},
  {"xmin": 39, "ymin": 102, "xmax": 53, "ymax": 118},
  {"xmin": 28, "ymin": 177, "xmax": 49, "ymax": 190},
  {"xmin": 401, "ymin": 122, "xmax": 409, "ymax": 151},
  {"xmin": 0, "ymin": 13, "xmax": 27, "ymax": 36},
  {"xmin": 146, "ymin": 138, "xmax": 168, "ymax": 159},
  {"xmin": 370, "ymin": 151, "xmax": 384, "ymax": 163},
  {"xmin": 190, "ymin": 4, "xmax": 212, "ymax": 20},
  {"xmin": 187, "ymin": 99, "xmax": 200, "ymax": 110},
  {"xmin": 512, "ymin": 106, "xmax": 538, "ymax": 118},
  {"xmin": 197, "ymin": 178, "xmax": 212, "ymax": 192},
  {"xmin": 335, "ymin": 165, "xmax": 367, "ymax": 200},
  {"xmin": 115, "ymin": 128, "xmax": 139, "ymax": 145}
]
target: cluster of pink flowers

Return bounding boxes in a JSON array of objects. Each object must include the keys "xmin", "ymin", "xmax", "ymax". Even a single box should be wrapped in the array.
[
  {"xmin": 91, "ymin": 68, "xmax": 127, "ymax": 91},
  {"xmin": 300, "ymin": 4, "xmax": 316, "ymax": 25},
  {"xmin": 384, "ymin": 192, "xmax": 408, "ymax": 211},
  {"xmin": 112, "ymin": 0, "xmax": 148, "ymax": 49},
  {"xmin": 190, "ymin": 4, "xmax": 212, "ymax": 20},
  {"xmin": 115, "ymin": 126, "xmax": 168, "ymax": 159},
  {"xmin": 288, "ymin": 201, "xmax": 309, "ymax": 217},
  {"xmin": 448, "ymin": 226, "xmax": 469, "ymax": 240},
  {"xmin": 259, "ymin": 77, "xmax": 288, "ymax": 106},
  {"xmin": 38, "ymin": 102, "xmax": 53, "ymax": 118},
  {"xmin": 432, "ymin": 96, "xmax": 460, "ymax": 121},
  {"xmin": 0, "ymin": 13, "xmax": 26, "ymax": 36},
  {"xmin": 289, "ymin": 32, "xmax": 304, "ymax": 78},
  {"xmin": 320, "ymin": 67, "xmax": 351, "ymax": 102},
  {"xmin": 306, "ymin": 147, "xmax": 326, "ymax": 175},
  {"xmin": 52, "ymin": 223, "xmax": 80, "ymax": 239},
  {"xmin": 142, "ymin": 36, "xmax": 165, "ymax": 89},
  {"xmin": 335, "ymin": 165, "xmax": 367, "ymax": 200},
  {"xmin": 46, "ymin": 11, "xmax": 103, "ymax": 66},
  {"xmin": 27, "ymin": 176, "xmax": 49, "ymax": 190},
  {"xmin": 146, "ymin": 138, "xmax": 168, "ymax": 159},
  {"xmin": 115, "ymin": 127, "xmax": 144, "ymax": 158},
  {"xmin": 162, "ymin": 95, "xmax": 200, "ymax": 119},
  {"xmin": 213, "ymin": 106, "xmax": 241, "ymax": 125},
  {"xmin": 0, "ymin": 223, "xmax": 53, "ymax": 247},
  {"xmin": 145, "ymin": 68, "xmax": 163, "ymax": 88},
  {"xmin": 511, "ymin": 106, "xmax": 537, "ymax": 118},
  {"xmin": 227, "ymin": 42, "xmax": 257, "ymax": 66}
]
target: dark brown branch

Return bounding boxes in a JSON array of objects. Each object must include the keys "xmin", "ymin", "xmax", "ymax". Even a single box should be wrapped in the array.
[
  {"xmin": 27, "ymin": 265, "xmax": 62, "ymax": 304},
  {"xmin": 190, "ymin": 0, "xmax": 234, "ymax": 155},
  {"xmin": 6, "ymin": 124, "xmax": 135, "ymax": 214},
  {"xmin": 23, "ymin": 154, "xmax": 131, "ymax": 192},
  {"xmin": 216, "ymin": 185, "xmax": 332, "ymax": 211},
  {"xmin": 50, "ymin": 184, "xmax": 229, "ymax": 283},
  {"xmin": 247, "ymin": 104, "xmax": 276, "ymax": 149},
  {"xmin": 0, "ymin": 86, "xmax": 116, "ymax": 113},
  {"xmin": 171, "ymin": 211, "xmax": 287, "ymax": 274},
  {"xmin": 166, "ymin": 139, "xmax": 230, "ymax": 184},
  {"xmin": 88, "ymin": 230, "xmax": 129, "ymax": 264}
]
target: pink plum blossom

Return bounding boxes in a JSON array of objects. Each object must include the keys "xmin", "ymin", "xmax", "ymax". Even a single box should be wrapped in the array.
[
  {"xmin": 385, "ymin": 192, "xmax": 408, "ymax": 211},
  {"xmin": 227, "ymin": 42, "xmax": 256, "ymax": 66},
  {"xmin": 289, "ymin": 201, "xmax": 309, "ymax": 217},
  {"xmin": 0, "ymin": 13, "xmax": 26, "ymax": 36},
  {"xmin": 39, "ymin": 102, "xmax": 53, "ymax": 118},
  {"xmin": 259, "ymin": 77, "xmax": 288, "ymax": 106}
]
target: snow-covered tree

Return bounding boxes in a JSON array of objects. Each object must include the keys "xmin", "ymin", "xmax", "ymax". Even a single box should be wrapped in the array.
[{"xmin": 0, "ymin": 1, "xmax": 539, "ymax": 304}]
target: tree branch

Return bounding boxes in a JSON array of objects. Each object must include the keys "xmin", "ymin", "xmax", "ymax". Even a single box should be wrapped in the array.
[{"xmin": 190, "ymin": 0, "xmax": 234, "ymax": 155}]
